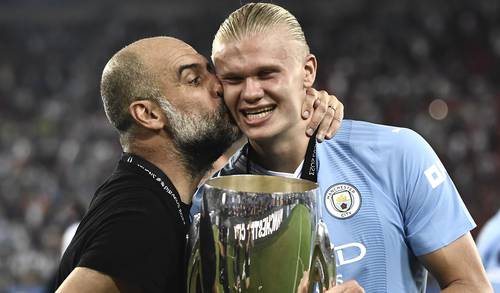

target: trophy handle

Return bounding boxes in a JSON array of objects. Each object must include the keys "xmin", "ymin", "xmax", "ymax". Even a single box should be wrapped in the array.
[
  {"xmin": 187, "ymin": 243, "xmax": 203, "ymax": 293},
  {"xmin": 187, "ymin": 214, "xmax": 203, "ymax": 293},
  {"xmin": 308, "ymin": 220, "xmax": 336, "ymax": 292}
]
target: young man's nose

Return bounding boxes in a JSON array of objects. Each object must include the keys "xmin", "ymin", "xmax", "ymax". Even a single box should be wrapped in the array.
[{"xmin": 241, "ymin": 78, "xmax": 264, "ymax": 102}]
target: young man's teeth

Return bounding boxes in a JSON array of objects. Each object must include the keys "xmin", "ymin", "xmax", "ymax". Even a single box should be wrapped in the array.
[
  {"xmin": 248, "ymin": 112, "xmax": 269, "ymax": 119},
  {"xmin": 245, "ymin": 107, "xmax": 274, "ymax": 119}
]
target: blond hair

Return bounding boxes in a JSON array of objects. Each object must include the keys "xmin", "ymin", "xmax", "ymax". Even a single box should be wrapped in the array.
[{"xmin": 212, "ymin": 2, "xmax": 310, "ymax": 56}]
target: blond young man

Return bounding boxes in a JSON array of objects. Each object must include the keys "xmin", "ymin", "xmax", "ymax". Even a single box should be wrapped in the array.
[{"xmin": 192, "ymin": 3, "xmax": 493, "ymax": 292}]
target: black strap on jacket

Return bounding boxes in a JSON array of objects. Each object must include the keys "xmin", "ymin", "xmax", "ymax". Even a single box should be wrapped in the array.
[{"xmin": 121, "ymin": 153, "xmax": 187, "ymax": 226}]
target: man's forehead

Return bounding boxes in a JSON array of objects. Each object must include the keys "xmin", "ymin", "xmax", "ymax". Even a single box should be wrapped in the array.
[
  {"xmin": 124, "ymin": 37, "xmax": 201, "ymax": 68},
  {"xmin": 147, "ymin": 44, "xmax": 207, "ymax": 77},
  {"xmin": 213, "ymin": 27, "xmax": 296, "ymax": 54},
  {"xmin": 170, "ymin": 52, "xmax": 207, "ymax": 70},
  {"xmin": 213, "ymin": 33, "xmax": 293, "ymax": 71},
  {"xmin": 127, "ymin": 37, "xmax": 190, "ymax": 54}
]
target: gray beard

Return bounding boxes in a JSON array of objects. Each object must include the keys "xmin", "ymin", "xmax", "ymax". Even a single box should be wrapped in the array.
[{"xmin": 159, "ymin": 99, "xmax": 241, "ymax": 178}]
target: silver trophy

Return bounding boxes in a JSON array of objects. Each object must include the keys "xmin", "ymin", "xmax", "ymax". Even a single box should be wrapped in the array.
[{"xmin": 187, "ymin": 175, "xmax": 335, "ymax": 293}]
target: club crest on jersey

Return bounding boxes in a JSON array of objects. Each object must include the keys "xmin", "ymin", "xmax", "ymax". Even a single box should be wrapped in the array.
[{"xmin": 325, "ymin": 183, "xmax": 361, "ymax": 219}]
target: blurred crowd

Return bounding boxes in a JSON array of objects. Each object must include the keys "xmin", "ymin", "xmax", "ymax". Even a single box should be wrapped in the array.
[{"xmin": 0, "ymin": 0, "xmax": 499, "ymax": 291}]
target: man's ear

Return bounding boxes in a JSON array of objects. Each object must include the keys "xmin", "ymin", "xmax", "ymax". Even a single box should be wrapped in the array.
[
  {"xmin": 128, "ymin": 100, "xmax": 165, "ymax": 130},
  {"xmin": 303, "ymin": 53, "xmax": 317, "ymax": 88}
]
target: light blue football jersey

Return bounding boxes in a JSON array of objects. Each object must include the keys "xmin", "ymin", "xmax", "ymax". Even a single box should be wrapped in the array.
[
  {"xmin": 477, "ymin": 210, "xmax": 500, "ymax": 291},
  {"xmin": 191, "ymin": 120, "xmax": 475, "ymax": 292}
]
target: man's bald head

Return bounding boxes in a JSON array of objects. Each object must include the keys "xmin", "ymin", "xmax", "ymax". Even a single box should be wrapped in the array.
[
  {"xmin": 100, "ymin": 36, "xmax": 192, "ymax": 133},
  {"xmin": 100, "ymin": 36, "xmax": 241, "ymax": 176}
]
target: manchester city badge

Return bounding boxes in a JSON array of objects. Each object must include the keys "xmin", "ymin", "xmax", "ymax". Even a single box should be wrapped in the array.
[{"xmin": 325, "ymin": 183, "xmax": 361, "ymax": 219}]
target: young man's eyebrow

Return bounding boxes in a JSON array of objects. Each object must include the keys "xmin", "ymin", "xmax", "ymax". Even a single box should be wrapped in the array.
[{"xmin": 219, "ymin": 65, "xmax": 279, "ymax": 78}]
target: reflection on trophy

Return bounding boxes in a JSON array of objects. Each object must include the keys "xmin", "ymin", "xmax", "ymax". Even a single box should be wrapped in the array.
[{"xmin": 187, "ymin": 175, "xmax": 335, "ymax": 293}]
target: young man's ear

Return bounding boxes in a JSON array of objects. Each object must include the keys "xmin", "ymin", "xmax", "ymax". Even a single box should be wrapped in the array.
[
  {"xmin": 128, "ymin": 100, "xmax": 165, "ymax": 130},
  {"xmin": 303, "ymin": 53, "xmax": 317, "ymax": 88}
]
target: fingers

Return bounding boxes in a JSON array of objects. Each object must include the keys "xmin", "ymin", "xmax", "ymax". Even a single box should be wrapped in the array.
[
  {"xmin": 325, "ymin": 97, "xmax": 344, "ymax": 140},
  {"xmin": 314, "ymin": 90, "xmax": 333, "ymax": 142},
  {"xmin": 296, "ymin": 271, "xmax": 309, "ymax": 293},
  {"xmin": 303, "ymin": 88, "xmax": 344, "ymax": 142},
  {"xmin": 304, "ymin": 88, "xmax": 328, "ymax": 140},
  {"xmin": 324, "ymin": 280, "xmax": 364, "ymax": 293},
  {"xmin": 302, "ymin": 88, "xmax": 328, "ymax": 136},
  {"xmin": 301, "ymin": 89, "xmax": 317, "ymax": 120}
]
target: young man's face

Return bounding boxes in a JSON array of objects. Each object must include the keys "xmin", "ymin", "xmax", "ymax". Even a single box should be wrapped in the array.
[{"xmin": 212, "ymin": 29, "xmax": 311, "ymax": 143}]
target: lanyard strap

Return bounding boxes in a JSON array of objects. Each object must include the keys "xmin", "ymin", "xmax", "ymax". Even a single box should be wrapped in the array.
[
  {"xmin": 121, "ymin": 153, "xmax": 187, "ymax": 226},
  {"xmin": 300, "ymin": 131, "xmax": 318, "ymax": 182},
  {"xmin": 245, "ymin": 131, "xmax": 318, "ymax": 182}
]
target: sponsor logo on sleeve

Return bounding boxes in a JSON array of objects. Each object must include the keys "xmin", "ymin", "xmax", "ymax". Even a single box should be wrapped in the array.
[{"xmin": 424, "ymin": 161, "xmax": 447, "ymax": 189}]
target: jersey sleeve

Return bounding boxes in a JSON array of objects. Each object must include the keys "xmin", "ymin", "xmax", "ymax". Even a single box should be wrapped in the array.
[
  {"xmin": 397, "ymin": 129, "xmax": 475, "ymax": 256},
  {"xmin": 78, "ymin": 190, "xmax": 180, "ymax": 290}
]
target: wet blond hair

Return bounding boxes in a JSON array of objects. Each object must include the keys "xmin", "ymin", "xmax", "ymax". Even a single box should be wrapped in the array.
[{"xmin": 212, "ymin": 2, "xmax": 310, "ymax": 57}]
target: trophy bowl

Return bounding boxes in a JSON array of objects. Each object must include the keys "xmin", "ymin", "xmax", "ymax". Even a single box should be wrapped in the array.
[{"xmin": 187, "ymin": 175, "xmax": 335, "ymax": 293}]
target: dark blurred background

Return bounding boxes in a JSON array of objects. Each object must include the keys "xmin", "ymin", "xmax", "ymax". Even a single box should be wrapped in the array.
[{"xmin": 0, "ymin": 0, "xmax": 499, "ymax": 291}]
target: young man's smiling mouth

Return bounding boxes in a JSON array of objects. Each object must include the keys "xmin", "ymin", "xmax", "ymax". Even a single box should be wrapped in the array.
[{"xmin": 241, "ymin": 105, "xmax": 277, "ymax": 121}]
